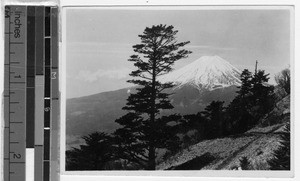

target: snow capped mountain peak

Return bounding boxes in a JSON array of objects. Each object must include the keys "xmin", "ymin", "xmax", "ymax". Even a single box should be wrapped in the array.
[{"xmin": 159, "ymin": 55, "xmax": 241, "ymax": 91}]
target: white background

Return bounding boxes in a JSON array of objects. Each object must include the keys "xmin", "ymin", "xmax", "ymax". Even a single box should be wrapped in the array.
[{"xmin": 1, "ymin": 0, "xmax": 300, "ymax": 181}]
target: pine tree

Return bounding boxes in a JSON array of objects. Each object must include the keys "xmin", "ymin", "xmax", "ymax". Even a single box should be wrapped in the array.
[
  {"xmin": 114, "ymin": 24, "xmax": 191, "ymax": 170},
  {"xmin": 252, "ymin": 70, "xmax": 271, "ymax": 97},
  {"xmin": 239, "ymin": 156, "xmax": 252, "ymax": 170},
  {"xmin": 251, "ymin": 70, "xmax": 275, "ymax": 119},
  {"xmin": 226, "ymin": 96, "xmax": 255, "ymax": 134},
  {"xmin": 268, "ymin": 123, "xmax": 290, "ymax": 170},
  {"xmin": 202, "ymin": 101, "xmax": 225, "ymax": 138},
  {"xmin": 66, "ymin": 132, "xmax": 113, "ymax": 170},
  {"xmin": 226, "ymin": 68, "xmax": 275, "ymax": 134},
  {"xmin": 237, "ymin": 69, "xmax": 253, "ymax": 98}
]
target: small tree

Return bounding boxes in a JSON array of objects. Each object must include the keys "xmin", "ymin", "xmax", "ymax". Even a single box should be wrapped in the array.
[
  {"xmin": 114, "ymin": 24, "xmax": 191, "ymax": 170},
  {"xmin": 251, "ymin": 70, "xmax": 275, "ymax": 119},
  {"xmin": 226, "ymin": 97, "xmax": 255, "ymax": 134},
  {"xmin": 275, "ymin": 68, "xmax": 290, "ymax": 95},
  {"xmin": 239, "ymin": 156, "xmax": 252, "ymax": 170},
  {"xmin": 202, "ymin": 101, "xmax": 225, "ymax": 138},
  {"xmin": 237, "ymin": 69, "xmax": 253, "ymax": 98},
  {"xmin": 252, "ymin": 70, "xmax": 271, "ymax": 97},
  {"xmin": 66, "ymin": 132, "xmax": 113, "ymax": 170},
  {"xmin": 268, "ymin": 123, "xmax": 290, "ymax": 170},
  {"xmin": 233, "ymin": 69, "xmax": 254, "ymax": 129}
]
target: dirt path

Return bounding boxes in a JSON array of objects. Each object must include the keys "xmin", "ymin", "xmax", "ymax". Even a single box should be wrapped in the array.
[
  {"xmin": 214, "ymin": 125, "xmax": 283, "ymax": 170},
  {"xmin": 159, "ymin": 123, "xmax": 285, "ymax": 170},
  {"xmin": 214, "ymin": 135, "xmax": 260, "ymax": 170}
]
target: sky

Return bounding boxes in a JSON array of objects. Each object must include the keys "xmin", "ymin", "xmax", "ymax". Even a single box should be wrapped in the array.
[{"xmin": 65, "ymin": 7, "xmax": 291, "ymax": 98}]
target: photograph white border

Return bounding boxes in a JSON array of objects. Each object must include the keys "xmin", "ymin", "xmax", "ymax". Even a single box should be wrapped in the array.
[
  {"xmin": 60, "ymin": 1, "xmax": 297, "ymax": 180},
  {"xmin": 0, "ymin": 0, "xmax": 298, "ymax": 181}
]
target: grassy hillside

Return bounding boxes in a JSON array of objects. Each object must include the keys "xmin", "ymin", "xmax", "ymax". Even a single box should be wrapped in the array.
[
  {"xmin": 157, "ymin": 123, "xmax": 284, "ymax": 170},
  {"xmin": 157, "ymin": 94, "xmax": 290, "ymax": 170}
]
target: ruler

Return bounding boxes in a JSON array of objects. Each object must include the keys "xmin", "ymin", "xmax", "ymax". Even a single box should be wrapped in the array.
[
  {"xmin": 3, "ymin": 6, "xmax": 59, "ymax": 181},
  {"xmin": 4, "ymin": 6, "xmax": 27, "ymax": 181}
]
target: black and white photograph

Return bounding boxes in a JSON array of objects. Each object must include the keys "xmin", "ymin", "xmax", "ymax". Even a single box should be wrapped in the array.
[{"xmin": 64, "ymin": 6, "xmax": 292, "ymax": 172}]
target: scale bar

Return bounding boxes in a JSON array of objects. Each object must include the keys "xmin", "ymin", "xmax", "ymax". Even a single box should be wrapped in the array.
[
  {"xmin": 4, "ymin": 5, "xmax": 59, "ymax": 181},
  {"xmin": 4, "ymin": 6, "xmax": 27, "ymax": 181}
]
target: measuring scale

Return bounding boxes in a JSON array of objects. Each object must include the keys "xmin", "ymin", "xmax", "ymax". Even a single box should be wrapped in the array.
[{"xmin": 3, "ymin": 6, "xmax": 59, "ymax": 181}]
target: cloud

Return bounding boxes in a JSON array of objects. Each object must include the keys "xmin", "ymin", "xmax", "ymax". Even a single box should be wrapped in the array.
[
  {"xmin": 75, "ymin": 68, "xmax": 131, "ymax": 82},
  {"xmin": 67, "ymin": 42, "xmax": 133, "ymax": 54}
]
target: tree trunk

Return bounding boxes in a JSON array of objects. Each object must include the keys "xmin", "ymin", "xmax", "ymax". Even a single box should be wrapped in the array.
[
  {"xmin": 219, "ymin": 120, "xmax": 223, "ymax": 137},
  {"xmin": 148, "ymin": 57, "xmax": 157, "ymax": 170},
  {"xmin": 147, "ymin": 145, "xmax": 156, "ymax": 170}
]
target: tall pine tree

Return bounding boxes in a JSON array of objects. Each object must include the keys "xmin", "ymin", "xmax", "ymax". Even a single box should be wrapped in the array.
[
  {"xmin": 114, "ymin": 24, "xmax": 191, "ymax": 170},
  {"xmin": 251, "ymin": 70, "xmax": 275, "ymax": 119}
]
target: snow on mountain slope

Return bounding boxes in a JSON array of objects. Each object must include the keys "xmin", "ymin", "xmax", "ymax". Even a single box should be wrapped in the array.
[{"xmin": 159, "ymin": 55, "xmax": 241, "ymax": 91}]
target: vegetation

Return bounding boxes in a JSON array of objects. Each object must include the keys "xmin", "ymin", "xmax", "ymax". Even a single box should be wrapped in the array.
[
  {"xmin": 268, "ymin": 123, "xmax": 290, "ymax": 170},
  {"xmin": 66, "ymin": 132, "xmax": 113, "ymax": 170},
  {"xmin": 239, "ymin": 156, "xmax": 252, "ymax": 170},
  {"xmin": 275, "ymin": 68, "xmax": 290, "ymax": 95},
  {"xmin": 173, "ymin": 68, "xmax": 275, "ymax": 141},
  {"xmin": 66, "ymin": 66, "xmax": 281, "ymax": 170},
  {"xmin": 66, "ymin": 24, "xmax": 290, "ymax": 171},
  {"xmin": 202, "ymin": 101, "xmax": 225, "ymax": 138},
  {"xmin": 226, "ymin": 69, "xmax": 275, "ymax": 134},
  {"xmin": 113, "ymin": 24, "xmax": 191, "ymax": 170}
]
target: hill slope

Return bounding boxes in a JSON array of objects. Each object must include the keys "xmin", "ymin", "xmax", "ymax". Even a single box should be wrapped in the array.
[
  {"xmin": 157, "ymin": 95, "xmax": 290, "ymax": 170},
  {"xmin": 157, "ymin": 123, "xmax": 285, "ymax": 170}
]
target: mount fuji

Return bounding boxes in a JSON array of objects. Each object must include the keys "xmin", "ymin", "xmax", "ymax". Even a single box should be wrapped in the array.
[
  {"xmin": 159, "ymin": 55, "xmax": 241, "ymax": 91},
  {"xmin": 66, "ymin": 55, "xmax": 242, "ymax": 149}
]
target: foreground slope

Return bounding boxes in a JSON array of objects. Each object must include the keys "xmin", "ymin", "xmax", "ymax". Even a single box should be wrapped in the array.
[
  {"xmin": 157, "ymin": 95, "xmax": 290, "ymax": 170},
  {"xmin": 157, "ymin": 124, "xmax": 284, "ymax": 170}
]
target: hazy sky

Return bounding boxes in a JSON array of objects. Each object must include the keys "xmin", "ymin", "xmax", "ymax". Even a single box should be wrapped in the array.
[{"xmin": 66, "ymin": 8, "xmax": 291, "ymax": 98}]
